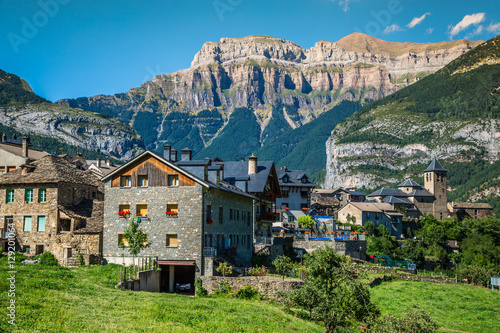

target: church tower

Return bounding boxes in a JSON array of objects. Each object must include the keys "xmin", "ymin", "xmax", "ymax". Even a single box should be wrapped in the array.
[{"xmin": 423, "ymin": 158, "xmax": 448, "ymax": 219}]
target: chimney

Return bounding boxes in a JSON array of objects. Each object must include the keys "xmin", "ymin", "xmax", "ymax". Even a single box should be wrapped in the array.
[
  {"xmin": 22, "ymin": 136, "xmax": 29, "ymax": 157},
  {"xmin": 97, "ymin": 158, "xmax": 102, "ymax": 168},
  {"xmin": 163, "ymin": 144, "xmax": 171, "ymax": 161},
  {"xmin": 170, "ymin": 149, "xmax": 177, "ymax": 162},
  {"xmin": 181, "ymin": 147, "xmax": 192, "ymax": 161},
  {"xmin": 248, "ymin": 154, "xmax": 257, "ymax": 174},
  {"xmin": 1, "ymin": 133, "xmax": 6, "ymax": 143},
  {"xmin": 106, "ymin": 160, "xmax": 111, "ymax": 167}
]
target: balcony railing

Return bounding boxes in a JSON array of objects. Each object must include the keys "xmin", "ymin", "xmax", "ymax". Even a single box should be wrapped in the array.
[
  {"xmin": 254, "ymin": 236, "xmax": 274, "ymax": 246},
  {"xmin": 203, "ymin": 247, "xmax": 217, "ymax": 257}
]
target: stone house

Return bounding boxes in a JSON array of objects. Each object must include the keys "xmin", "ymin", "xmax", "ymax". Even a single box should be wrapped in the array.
[
  {"xmin": 447, "ymin": 202, "xmax": 494, "ymax": 220},
  {"xmin": 337, "ymin": 202, "xmax": 403, "ymax": 237},
  {"xmin": 216, "ymin": 154, "xmax": 281, "ymax": 238},
  {"xmin": 0, "ymin": 135, "xmax": 50, "ymax": 173},
  {"xmin": 276, "ymin": 167, "xmax": 315, "ymax": 210},
  {"xmin": 102, "ymin": 149, "xmax": 256, "ymax": 293},
  {"xmin": 0, "ymin": 155, "xmax": 104, "ymax": 266}
]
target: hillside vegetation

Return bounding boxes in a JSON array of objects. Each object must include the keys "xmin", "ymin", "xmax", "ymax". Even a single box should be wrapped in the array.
[{"xmin": 326, "ymin": 35, "xmax": 500, "ymax": 211}]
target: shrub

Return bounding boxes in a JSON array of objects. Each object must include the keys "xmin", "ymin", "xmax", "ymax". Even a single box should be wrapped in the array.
[
  {"xmin": 247, "ymin": 265, "xmax": 267, "ymax": 277},
  {"xmin": 251, "ymin": 253, "xmax": 271, "ymax": 267},
  {"xmin": 214, "ymin": 281, "xmax": 231, "ymax": 296},
  {"xmin": 38, "ymin": 252, "xmax": 58, "ymax": 266},
  {"xmin": 194, "ymin": 277, "xmax": 208, "ymax": 297},
  {"xmin": 458, "ymin": 264, "xmax": 499, "ymax": 287},
  {"xmin": 78, "ymin": 252, "xmax": 85, "ymax": 266},
  {"xmin": 235, "ymin": 285, "xmax": 260, "ymax": 300},
  {"xmin": 273, "ymin": 255, "xmax": 294, "ymax": 280},
  {"xmin": 365, "ymin": 310, "xmax": 439, "ymax": 332}
]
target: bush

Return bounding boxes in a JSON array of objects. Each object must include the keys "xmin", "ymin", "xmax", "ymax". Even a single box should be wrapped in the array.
[
  {"xmin": 214, "ymin": 281, "xmax": 232, "ymax": 296},
  {"xmin": 251, "ymin": 253, "xmax": 271, "ymax": 267},
  {"xmin": 247, "ymin": 265, "xmax": 267, "ymax": 276},
  {"xmin": 37, "ymin": 252, "xmax": 58, "ymax": 266},
  {"xmin": 78, "ymin": 252, "xmax": 85, "ymax": 266},
  {"xmin": 235, "ymin": 285, "xmax": 260, "ymax": 300},
  {"xmin": 365, "ymin": 310, "xmax": 439, "ymax": 332},
  {"xmin": 194, "ymin": 277, "xmax": 208, "ymax": 297},
  {"xmin": 458, "ymin": 264, "xmax": 499, "ymax": 287}
]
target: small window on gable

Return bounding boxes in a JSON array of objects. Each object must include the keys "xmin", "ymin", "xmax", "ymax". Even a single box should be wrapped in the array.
[
  {"xmin": 168, "ymin": 175, "xmax": 179, "ymax": 186},
  {"xmin": 166, "ymin": 233, "xmax": 178, "ymax": 247},
  {"xmin": 283, "ymin": 175, "xmax": 288, "ymax": 183},
  {"xmin": 166, "ymin": 203, "xmax": 178, "ymax": 217},
  {"xmin": 137, "ymin": 204, "xmax": 148, "ymax": 217},
  {"xmin": 138, "ymin": 175, "xmax": 148, "ymax": 187},
  {"xmin": 121, "ymin": 176, "xmax": 131, "ymax": 187}
]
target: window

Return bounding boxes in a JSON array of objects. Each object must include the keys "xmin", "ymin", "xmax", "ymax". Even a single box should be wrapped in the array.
[
  {"xmin": 23, "ymin": 246, "xmax": 30, "ymax": 254},
  {"xmin": 23, "ymin": 216, "xmax": 32, "ymax": 232},
  {"xmin": 137, "ymin": 204, "xmax": 148, "ymax": 217},
  {"xmin": 166, "ymin": 203, "xmax": 178, "ymax": 217},
  {"xmin": 118, "ymin": 204, "xmax": 130, "ymax": 217},
  {"xmin": 6, "ymin": 189, "xmax": 14, "ymax": 203},
  {"xmin": 8, "ymin": 166, "xmax": 16, "ymax": 172},
  {"xmin": 207, "ymin": 205, "xmax": 212, "ymax": 219},
  {"xmin": 64, "ymin": 247, "xmax": 72, "ymax": 258},
  {"xmin": 38, "ymin": 188, "xmax": 46, "ymax": 203},
  {"xmin": 237, "ymin": 210, "xmax": 240, "ymax": 220},
  {"xmin": 230, "ymin": 209, "xmax": 233, "ymax": 220},
  {"xmin": 168, "ymin": 175, "xmax": 179, "ymax": 186},
  {"xmin": 120, "ymin": 176, "xmax": 131, "ymax": 187},
  {"xmin": 301, "ymin": 177, "xmax": 308, "ymax": 184},
  {"xmin": 138, "ymin": 175, "xmax": 148, "ymax": 187},
  {"xmin": 25, "ymin": 188, "xmax": 33, "ymax": 203},
  {"xmin": 118, "ymin": 233, "xmax": 129, "ymax": 247},
  {"xmin": 237, "ymin": 234, "xmax": 239, "ymax": 244},
  {"xmin": 366, "ymin": 212, "xmax": 370, "ymax": 219},
  {"xmin": 219, "ymin": 207, "xmax": 223, "ymax": 224},
  {"xmin": 59, "ymin": 219, "xmax": 71, "ymax": 232},
  {"xmin": 166, "ymin": 233, "xmax": 178, "ymax": 247},
  {"xmin": 247, "ymin": 235, "xmax": 251, "ymax": 249},
  {"xmin": 247, "ymin": 212, "xmax": 251, "ymax": 226},
  {"xmin": 283, "ymin": 176, "xmax": 288, "ymax": 183},
  {"xmin": 37, "ymin": 216, "xmax": 45, "ymax": 232},
  {"xmin": 0, "ymin": 167, "xmax": 4, "ymax": 173}
]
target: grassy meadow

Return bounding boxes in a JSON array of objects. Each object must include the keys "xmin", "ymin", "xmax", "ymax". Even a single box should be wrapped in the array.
[{"xmin": 1, "ymin": 257, "xmax": 500, "ymax": 332}]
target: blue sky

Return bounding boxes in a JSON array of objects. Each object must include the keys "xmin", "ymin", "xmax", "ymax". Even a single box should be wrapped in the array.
[{"xmin": 1, "ymin": 0, "xmax": 499, "ymax": 102}]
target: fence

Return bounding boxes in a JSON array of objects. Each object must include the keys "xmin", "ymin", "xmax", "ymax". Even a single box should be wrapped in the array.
[
  {"xmin": 203, "ymin": 247, "xmax": 217, "ymax": 257},
  {"xmin": 255, "ymin": 236, "xmax": 274, "ymax": 245},
  {"xmin": 120, "ymin": 257, "xmax": 158, "ymax": 282}
]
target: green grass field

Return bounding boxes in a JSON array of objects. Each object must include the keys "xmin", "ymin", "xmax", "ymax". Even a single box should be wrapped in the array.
[
  {"xmin": 0, "ymin": 260, "xmax": 322, "ymax": 333},
  {"xmin": 371, "ymin": 279, "xmax": 500, "ymax": 333},
  {"xmin": 2, "ymin": 258, "xmax": 500, "ymax": 332}
]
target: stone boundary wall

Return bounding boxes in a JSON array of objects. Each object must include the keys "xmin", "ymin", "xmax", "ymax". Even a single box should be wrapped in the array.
[
  {"xmin": 199, "ymin": 276, "xmax": 303, "ymax": 297},
  {"xmin": 293, "ymin": 239, "xmax": 366, "ymax": 261},
  {"xmin": 357, "ymin": 265, "xmax": 456, "ymax": 285}
]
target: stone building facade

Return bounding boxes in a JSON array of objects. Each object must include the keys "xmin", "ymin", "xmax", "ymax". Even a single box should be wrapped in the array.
[
  {"xmin": 0, "ymin": 156, "xmax": 103, "ymax": 266},
  {"xmin": 102, "ymin": 150, "xmax": 255, "ymax": 293}
]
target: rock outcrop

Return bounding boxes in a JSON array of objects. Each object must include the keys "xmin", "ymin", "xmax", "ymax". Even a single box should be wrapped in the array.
[{"xmin": 57, "ymin": 33, "xmax": 482, "ymax": 152}]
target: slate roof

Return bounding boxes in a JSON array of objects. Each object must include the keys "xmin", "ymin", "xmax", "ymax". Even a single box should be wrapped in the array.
[
  {"xmin": 0, "ymin": 142, "xmax": 50, "ymax": 160},
  {"xmin": 398, "ymin": 179, "xmax": 421, "ymax": 188},
  {"xmin": 59, "ymin": 199, "xmax": 104, "ymax": 234},
  {"xmin": 410, "ymin": 189, "xmax": 434, "ymax": 197},
  {"xmin": 347, "ymin": 190, "xmax": 365, "ymax": 196},
  {"xmin": 277, "ymin": 168, "xmax": 315, "ymax": 188},
  {"xmin": 347, "ymin": 202, "xmax": 395, "ymax": 213},
  {"xmin": 383, "ymin": 196, "xmax": 413, "ymax": 205},
  {"xmin": 0, "ymin": 155, "xmax": 101, "ymax": 187},
  {"xmin": 218, "ymin": 160, "xmax": 275, "ymax": 193},
  {"xmin": 424, "ymin": 158, "xmax": 447, "ymax": 172},
  {"xmin": 367, "ymin": 188, "xmax": 407, "ymax": 197}
]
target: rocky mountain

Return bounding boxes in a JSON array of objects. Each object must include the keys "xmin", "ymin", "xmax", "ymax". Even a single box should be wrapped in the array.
[
  {"xmin": 324, "ymin": 34, "xmax": 500, "ymax": 213},
  {"xmin": 0, "ymin": 69, "xmax": 144, "ymax": 160},
  {"xmin": 57, "ymin": 33, "xmax": 482, "ymax": 157}
]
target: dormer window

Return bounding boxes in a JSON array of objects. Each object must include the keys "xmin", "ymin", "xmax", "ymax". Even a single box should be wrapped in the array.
[
  {"xmin": 301, "ymin": 176, "xmax": 308, "ymax": 184},
  {"xmin": 283, "ymin": 176, "xmax": 289, "ymax": 183}
]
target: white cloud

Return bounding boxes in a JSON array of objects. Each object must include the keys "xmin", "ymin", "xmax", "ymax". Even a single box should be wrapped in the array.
[
  {"xmin": 407, "ymin": 13, "xmax": 430, "ymax": 29},
  {"xmin": 487, "ymin": 22, "xmax": 500, "ymax": 33},
  {"xmin": 383, "ymin": 24, "xmax": 403, "ymax": 34},
  {"xmin": 426, "ymin": 28, "xmax": 434, "ymax": 34},
  {"xmin": 331, "ymin": 0, "xmax": 359, "ymax": 12},
  {"xmin": 449, "ymin": 13, "xmax": 486, "ymax": 37},
  {"xmin": 466, "ymin": 25, "xmax": 484, "ymax": 39}
]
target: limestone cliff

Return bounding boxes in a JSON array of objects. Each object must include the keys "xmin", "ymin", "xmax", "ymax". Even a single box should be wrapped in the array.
[{"xmin": 57, "ymin": 33, "xmax": 482, "ymax": 152}]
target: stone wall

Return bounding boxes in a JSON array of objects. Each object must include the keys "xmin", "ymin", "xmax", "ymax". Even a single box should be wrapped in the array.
[
  {"xmin": 357, "ymin": 265, "xmax": 456, "ymax": 284},
  {"xmin": 199, "ymin": 276, "xmax": 303, "ymax": 297},
  {"xmin": 293, "ymin": 239, "xmax": 366, "ymax": 260}
]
